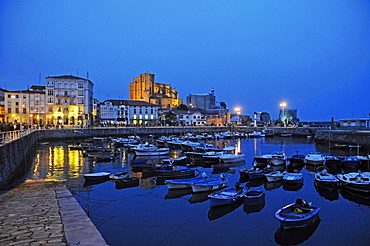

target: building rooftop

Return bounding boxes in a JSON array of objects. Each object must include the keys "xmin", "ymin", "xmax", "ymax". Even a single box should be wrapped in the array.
[
  {"xmin": 46, "ymin": 75, "xmax": 91, "ymax": 81},
  {"xmin": 103, "ymin": 99, "xmax": 159, "ymax": 107}
]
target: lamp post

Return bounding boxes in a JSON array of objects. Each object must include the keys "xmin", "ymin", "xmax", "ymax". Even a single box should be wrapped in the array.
[
  {"xmin": 234, "ymin": 107, "xmax": 241, "ymax": 125},
  {"xmin": 279, "ymin": 102, "xmax": 287, "ymax": 127}
]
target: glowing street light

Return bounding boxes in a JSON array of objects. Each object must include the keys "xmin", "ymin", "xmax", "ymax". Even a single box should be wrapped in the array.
[{"xmin": 279, "ymin": 102, "xmax": 287, "ymax": 127}]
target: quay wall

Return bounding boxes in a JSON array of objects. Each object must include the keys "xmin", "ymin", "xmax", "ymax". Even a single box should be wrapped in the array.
[
  {"xmin": 36, "ymin": 126, "xmax": 317, "ymax": 140},
  {"xmin": 314, "ymin": 130, "xmax": 370, "ymax": 148},
  {"xmin": 0, "ymin": 131, "xmax": 39, "ymax": 189}
]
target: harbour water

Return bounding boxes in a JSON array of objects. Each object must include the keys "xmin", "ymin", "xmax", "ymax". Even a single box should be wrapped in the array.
[{"xmin": 26, "ymin": 137, "xmax": 370, "ymax": 246}]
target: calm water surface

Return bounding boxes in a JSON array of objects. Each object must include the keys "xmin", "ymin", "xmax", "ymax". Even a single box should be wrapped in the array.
[{"xmin": 27, "ymin": 137, "xmax": 370, "ymax": 246}]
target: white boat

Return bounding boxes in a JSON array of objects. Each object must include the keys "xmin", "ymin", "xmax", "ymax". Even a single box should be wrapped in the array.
[
  {"xmin": 314, "ymin": 168, "xmax": 338, "ymax": 184},
  {"xmin": 109, "ymin": 172, "xmax": 130, "ymax": 180},
  {"xmin": 132, "ymin": 144, "xmax": 169, "ymax": 156},
  {"xmin": 83, "ymin": 172, "xmax": 110, "ymax": 181},
  {"xmin": 165, "ymin": 173, "xmax": 209, "ymax": 189},
  {"xmin": 208, "ymin": 187, "xmax": 247, "ymax": 207},
  {"xmin": 304, "ymin": 152, "xmax": 325, "ymax": 165},
  {"xmin": 337, "ymin": 172, "xmax": 370, "ymax": 193},
  {"xmin": 191, "ymin": 175, "xmax": 228, "ymax": 193},
  {"xmin": 268, "ymin": 152, "xmax": 287, "ymax": 166},
  {"xmin": 283, "ymin": 172, "xmax": 304, "ymax": 184},
  {"xmin": 218, "ymin": 146, "xmax": 246, "ymax": 163},
  {"xmin": 219, "ymin": 153, "xmax": 246, "ymax": 163},
  {"xmin": 248, "ymin": 131, "xmax": 265, "ymax": 138},
  {"xmin": 265, "ymin": 171, "xmax": 286, "ymax": 182},
  {"xmin": 181, "ymin": 140, "xmax": 200, "ymax": 151}
]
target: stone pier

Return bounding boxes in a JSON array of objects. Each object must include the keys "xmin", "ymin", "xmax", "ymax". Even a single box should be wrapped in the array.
[{"xmin": 0, "ymin": 181, "xmax": 107, "ymax": 246}]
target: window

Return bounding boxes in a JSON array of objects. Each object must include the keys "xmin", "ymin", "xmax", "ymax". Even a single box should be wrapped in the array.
[
  {"xmin": 78, "ymin": 83, "xmax": 83, "ymax": 88},
  {"xmin": 23, "ymin": 108, "xmax": 26, "ymax": 114},
  {"xmin": 47, "ymin": 98, "xmax": 53, "ymax": 104},
  {"xmin": 7, "ymin": 108, "xmax": 11, "ymax": 113},
  {"xmin": 78, "ymin": 90, "xmax": 84, "ymax": 96}
]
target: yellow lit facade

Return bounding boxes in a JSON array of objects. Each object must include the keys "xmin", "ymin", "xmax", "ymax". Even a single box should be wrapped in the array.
[
  {"xmin": 129, "ymin": 73, "xmax": 182, "ymax": 109},
  {"xmin": 45, "ymin": 75, "xmax": 94, "ymax": 126},
  {"xmin": 4, "ymin": 86, "xmax": 46, "ymax": 126}
]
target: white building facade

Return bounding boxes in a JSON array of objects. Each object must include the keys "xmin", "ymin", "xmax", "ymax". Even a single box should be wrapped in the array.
[
  {"xmin": 176, "ymin": 111, "xmax": 206, "ymax": 126},
  {"xmin": 45, "ymin": 75, "xmax": 94, "ymax": 126},
  {"xmin": 98, "ymin": 100, "xmax": 159, "ymax": 126}
]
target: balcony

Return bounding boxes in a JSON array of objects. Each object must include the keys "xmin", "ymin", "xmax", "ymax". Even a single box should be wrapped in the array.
[{"xmin": 56, "ymin": 95, "xmax": 76, "ymax": 98}]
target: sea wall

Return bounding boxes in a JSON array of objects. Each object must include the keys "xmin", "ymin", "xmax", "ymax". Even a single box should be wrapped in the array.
[
  {"xmin": 314, "ymin": 130, "xmax": 370, "ymax": 148},
  {"xmin": 0, "ymin": 131, "xmax": 39, "ymax": 189}
]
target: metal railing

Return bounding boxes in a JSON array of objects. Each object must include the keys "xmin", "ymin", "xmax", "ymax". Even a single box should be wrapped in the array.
[{"xmin": 0, "ymin": 128, "xmax": 35, "ymax": 144}]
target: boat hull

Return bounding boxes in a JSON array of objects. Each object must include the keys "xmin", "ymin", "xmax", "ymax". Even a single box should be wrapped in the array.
[
  {"xmin": 275, "ymin": 203, "xmax": 321, "ymax": 229},
  {"xmin": 243, "ymin": 190, "xmax": 265, "ymax": 205},
  {"xmin": 191, "ymin": 179, "xmax": 228, "ymax": 193}
]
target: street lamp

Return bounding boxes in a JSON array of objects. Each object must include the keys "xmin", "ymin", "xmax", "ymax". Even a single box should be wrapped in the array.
[
  {"xmin": 234, "ymin": 107, "xmax": 241, "ymax": 125},
  {"xmin": 279, "ymin": 102, "xmax": 287, "ymax": 127}
]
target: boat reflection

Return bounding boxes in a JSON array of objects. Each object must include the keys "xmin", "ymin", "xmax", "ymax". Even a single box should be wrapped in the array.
[
  {"xmin": 243, "ymin": 199, "xmax": 265, "ymax": 214},
  {"xmin": 283, "ymin": 180, "xmax": 303, "ymax": 191},
  {"xmin": 340, "ymin": 188, "xmax": 370, "ymax": 206},
  {"xmin": 208, "ymin": 200, "xmax": 243, "ymax": 220},
  {"xmin": 165, "ymin": 188, "xmax": 192, "ymax": 199},
  {"xmin": 274, "ymin": 218, "xmax": 321, "ymax": 245},
  {"xmin": 114, "ymin": 177, "xmax": 140, "ymax": 190},
  {"xmin": 264, "ymin": 180, "xmax": 283, "ymax": 190},
  {"xmin": 314, "ymin": 180, "xmax": 339, "ymax": 201},
  {"xmin": 83, "ymin": 179, "xmax": 108, "ymax": 187},
  {"xmin": 246, "ymin": 178, "xmax": 265, "ymax": 188},
  {"xmin": 189, "ymin": 191, "xmax": 213, "ymax": 204}
]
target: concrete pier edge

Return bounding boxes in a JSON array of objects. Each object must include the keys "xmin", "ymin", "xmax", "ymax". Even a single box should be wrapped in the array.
[
  {"xmin": 56, "ymin": 185, "xmax": 108, "ymax": 246},
  {"xmin": 0, "ymin": 181, "xmax": 108, "ymax": 246}
]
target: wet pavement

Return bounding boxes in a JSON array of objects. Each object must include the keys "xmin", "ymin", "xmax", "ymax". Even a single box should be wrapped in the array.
[{"xmin": 0, "ymin": 181, "xmax": 107, "ymax": 246}]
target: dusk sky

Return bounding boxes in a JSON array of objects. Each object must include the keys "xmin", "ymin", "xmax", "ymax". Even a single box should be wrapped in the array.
[{"xmin": 1, "ymin": 1, "xmax": 369, "ymax": 121}]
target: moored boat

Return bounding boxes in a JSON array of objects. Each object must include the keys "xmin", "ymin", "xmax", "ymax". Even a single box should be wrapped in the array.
[
  {"xmin": 283, "ymin": 172, "xmax": 304, "ymax": 184},
  {"xmin": 341, "ymin": 156, "xmax": 360, "ymax": 172},
  {"xmin": 165, "ymin": 173, "xmax": 209, "ymax": 189},
  {"xmin": 208, "ymin": 187, "xmax": 247, "ymax": 207},
  {"xmin": 314, "ymin": 168, "xmax": 339, "ymax": 185},
  {"xmin": 304, "ymin": 152, "xmax": 324, "ymax": 166},
  {"xmin": 243, "ymin": 190, "xmax": 265, "ymax": 205},
  {"xmin": 191, "ymin": 175, "xmax": 228, "ymax": 193},
  {"xmin": 132, "ymin": 144, "xmax": 170, "ymax": 156},
  {"xmin": 265, "ymin": 171, "xmax": 286, "ymax": 182},
  {"xmin": 269, "ymin": 152, "xmax": 287, "ymax": 166},
  {"xmin": 83, "ymin": 172, "xmax": 110, "ymax": 181},
  {"xmin": 275, "ymin": 198, "xmax": 321, "ymax": 229},
  {"xmin": 337, "ymin": 172, "xmax": 370, "ymax": 193}
]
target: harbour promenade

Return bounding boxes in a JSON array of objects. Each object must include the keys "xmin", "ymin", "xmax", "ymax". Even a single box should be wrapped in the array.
[{"xmin": 0, "ymin": 180, "xmax": 108, "ymax": 246}]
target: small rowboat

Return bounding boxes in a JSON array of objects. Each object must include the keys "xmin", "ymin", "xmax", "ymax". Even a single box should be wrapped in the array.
[
  {"xmin": 83, "ymin": 172, "xmax": 110, "ymax": 181},
  {"xmin": 275, "ymin": 198, "xmax": 321, "ymax": 229},
  {"xmin": 243, "ymin": 190, "xmax": 265, "ymax": 205},
  {"xmin": 208, "ymin": 187, "xmax": 247, "ymax": 207},
  {"xmin": 191, "ymin": 175, "xmax": 228, "ymax": 193}
]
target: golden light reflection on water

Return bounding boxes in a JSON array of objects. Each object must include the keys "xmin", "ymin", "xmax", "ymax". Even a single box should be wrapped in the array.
[
  {"xmin": 30, "ymin": 144, "xmax": 85, "ymax": 182},
  {"xmin": 68, "ymin": 149, "xmax": 83, "ymax": 178}
]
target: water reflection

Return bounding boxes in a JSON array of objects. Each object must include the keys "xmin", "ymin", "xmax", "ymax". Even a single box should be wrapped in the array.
[
  {"xmin": 208, "ymin": 200, "xmax": 243, "ymax": 220},
  {"xmin": 274, "ymin": 218, "xmax": 321, "ymax": 245}
]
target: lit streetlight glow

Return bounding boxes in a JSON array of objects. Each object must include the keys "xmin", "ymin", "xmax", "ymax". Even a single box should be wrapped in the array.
[{"xmin": 279, "ymin": 102, "xmax": 287, "ymax": 127}]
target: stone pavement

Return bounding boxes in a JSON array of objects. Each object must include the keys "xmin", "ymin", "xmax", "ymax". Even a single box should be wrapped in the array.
[{"xmin": 0, "ymin": 180, "xmax": 108, "ymax": 246}]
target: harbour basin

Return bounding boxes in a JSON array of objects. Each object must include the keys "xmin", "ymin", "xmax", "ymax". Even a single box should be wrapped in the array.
[{"xmin": 26, "ymin": 136, "xmax": 370, "ymax": 246}]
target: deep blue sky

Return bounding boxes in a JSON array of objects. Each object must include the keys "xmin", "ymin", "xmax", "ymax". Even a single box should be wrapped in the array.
[{"xmin": 1, "ymin": 1, "xmax": 369, "ymax": 121}]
